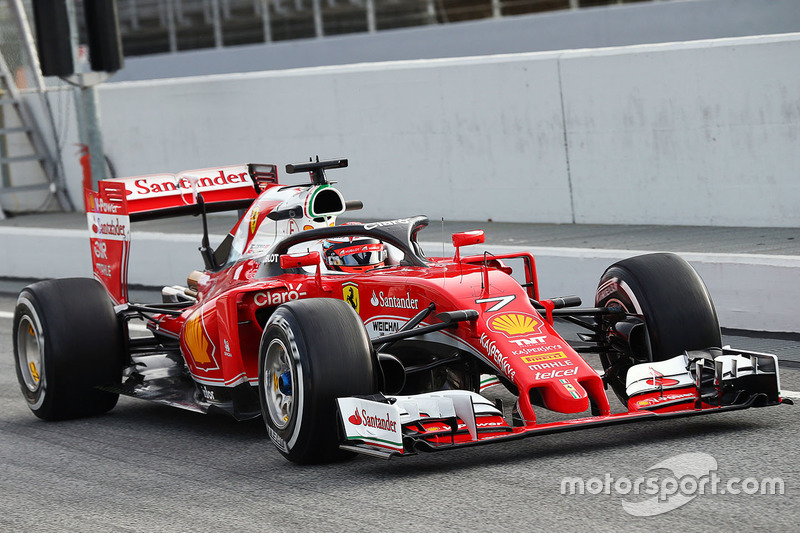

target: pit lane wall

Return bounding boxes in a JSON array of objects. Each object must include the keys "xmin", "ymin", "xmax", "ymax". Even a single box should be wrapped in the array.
[
  {"xmin": 2, "ymin": 226, "xmax": 797, "ymax": 332},
  {"xmin": 74, "ymin": 32, "xmax": 800, "ymax": 228}
]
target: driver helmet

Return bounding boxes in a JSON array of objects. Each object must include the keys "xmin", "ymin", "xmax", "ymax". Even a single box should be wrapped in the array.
[{"xmin": 323, "ymin": 236, "xmax": 387, "ymax": 273}]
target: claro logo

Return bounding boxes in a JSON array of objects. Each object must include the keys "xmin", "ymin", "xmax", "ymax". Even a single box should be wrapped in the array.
[
  {"xmin": 254, "ymin": 283, "xmax": 306, "ymax": 306},
  {"xmin": 348, "ymin": 408, "xmax": 397, "ymax": 432},
  {"xmin": 363, "ymin": 218, "xmax": 410, "ymax": 231}
]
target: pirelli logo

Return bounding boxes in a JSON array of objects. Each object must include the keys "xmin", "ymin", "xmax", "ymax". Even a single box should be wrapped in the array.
[{"xmin": 521, "ymin": 351, "xmax": 568, "ymax": 364}]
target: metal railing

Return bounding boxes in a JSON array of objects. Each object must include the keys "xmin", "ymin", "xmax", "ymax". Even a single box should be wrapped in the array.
[{"xmin": 103, "ymin": 0, "xmax": 653, "ymax": 56}]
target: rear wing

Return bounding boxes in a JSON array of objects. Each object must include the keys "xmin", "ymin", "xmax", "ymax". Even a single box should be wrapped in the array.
[
  {"xmin": 85, "ymin": 164, "xmax": 278, "ymax": 304},
  {"xmin": 104, "ymin": 163, "xmax": 277, "ymax": 221}
]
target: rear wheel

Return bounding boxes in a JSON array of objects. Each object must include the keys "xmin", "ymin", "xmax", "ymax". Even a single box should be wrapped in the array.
[
  {"xmin": 259, "ymin": 298, "xmax": 378, "ymax": 464},
  {"xmin": 12, "ymin": 278, "xmax": 125, "ymax": 420},
  {"xmin": 595, "ymin": 253, "xmax": 721, "ymax": 401}
]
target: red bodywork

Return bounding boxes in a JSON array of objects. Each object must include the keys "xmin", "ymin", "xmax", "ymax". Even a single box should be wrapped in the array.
[{"xmin": 83, "ymin": 160, "xmax": 786, "ymax": 458}]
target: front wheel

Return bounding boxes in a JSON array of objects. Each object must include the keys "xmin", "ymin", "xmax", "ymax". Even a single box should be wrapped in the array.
[
  {"xmin": 12, "ymin": 278, "xmax": 125, "ymax": 420},
  {"xmin": 595, "ymin": 253, "xmax": 721, "ymax": 401},
  {"xmin": 258, "ymin": 298, "xmax": 378, "ymax": 464}
]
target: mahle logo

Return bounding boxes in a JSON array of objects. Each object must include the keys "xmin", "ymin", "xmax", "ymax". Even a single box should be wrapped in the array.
[{"xmin": 489, "ymin": 313, "xmax": 540, "ymax": 337}]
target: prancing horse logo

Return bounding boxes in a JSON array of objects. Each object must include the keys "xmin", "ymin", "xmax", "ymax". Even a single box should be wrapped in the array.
[{"xmin": 342, "ymin": 282, "xmax": 360, "ymax": 313}]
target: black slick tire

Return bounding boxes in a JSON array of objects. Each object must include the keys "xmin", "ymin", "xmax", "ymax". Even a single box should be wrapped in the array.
[
  {"xmin": 258, "ymin": 298, "xmax": 377, "ymax": 464},
  {"xmin": 12, "ymin": 278, "xmax": 125, "ymax": 420},
  {"xmin": 595, "ymin": 253, "xmax": 721, "ymax": 401}
]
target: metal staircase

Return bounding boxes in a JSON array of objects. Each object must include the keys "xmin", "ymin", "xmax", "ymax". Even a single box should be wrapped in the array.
[{"xmin": 0, "ymin": 51, "xmax": 72, "ymax": 219}]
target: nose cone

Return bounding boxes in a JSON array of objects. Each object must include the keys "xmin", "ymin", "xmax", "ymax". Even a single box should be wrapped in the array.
[{"xmin": 538, "ymin": 377, "xmax": 590, "ymax": 414}]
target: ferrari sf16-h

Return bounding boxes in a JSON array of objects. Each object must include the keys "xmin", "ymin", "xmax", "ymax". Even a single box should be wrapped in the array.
[{"xmin": 12, "ymin": 158, "xmax": 790, "ymax": 463}]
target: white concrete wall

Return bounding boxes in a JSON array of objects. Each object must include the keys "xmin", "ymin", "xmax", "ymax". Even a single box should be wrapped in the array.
[
  {"xmin": 562, "ymin": 35, "xmax": 800, "ymax": 226},
  {"xmin": 90, "ymin": 33, "xmax": 800, "ymax": 227},
  {"xmin": 3, "ymin": 224, "xmax": 798, "ymax": 332}
]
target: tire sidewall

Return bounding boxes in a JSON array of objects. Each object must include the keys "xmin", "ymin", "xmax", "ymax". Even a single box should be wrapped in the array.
[
  {"xmin": 11, "ymin": 279, "xmax": 124, "ymax": 420},
  {"xmin": 257, "ymin": 299, "xmax": 377, "ymax": 463},
  {"xmin": 596, "ymin": 256, "xmax": 721, "ymax": 362},
  {"xmin": 13, "ymin": 292, "xmax": 50, "ymax": 413},
  {"xmin": 596, "ymin": 270, "xmax": 644, "ymax": 315},
  {"xmin": 259, "ymin": 309, "xmax": 308, "ymax": 458}
]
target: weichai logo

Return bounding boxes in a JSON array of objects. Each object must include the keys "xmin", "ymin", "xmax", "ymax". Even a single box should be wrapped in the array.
[
  {"xmin": 347, "ymin": 407, "xmax": 397, "ymax": 432},
  {"xmin": 488, "ymin": 313, "xmax": 541, "ymax": 337}
]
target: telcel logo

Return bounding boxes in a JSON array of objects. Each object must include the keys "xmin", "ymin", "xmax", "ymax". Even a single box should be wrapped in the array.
[{"xmin": 533, "ymin": 367, "xmax": 578, "ymax": 380}]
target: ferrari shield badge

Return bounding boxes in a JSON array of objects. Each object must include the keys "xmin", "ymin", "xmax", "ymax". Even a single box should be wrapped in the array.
[{"xmin": 342, "ymin": 282, "xmax": 360, "ymax": 313}]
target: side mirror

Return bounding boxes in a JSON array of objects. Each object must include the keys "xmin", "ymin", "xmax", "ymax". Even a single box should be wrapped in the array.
[
  {"xmin": 452, "ymin": 230, "xmax": 485, "ymax": 248},
  {"xmin": 279, "ymin": 251, "xmax": 331, "ymax": 293},
  {"xmin": 279, "ymin": 251, "xmax": 320, "ymax": 269},
  {"xmin": 452, "ymin": 230, "xmax": 485, "ymax": 262}
]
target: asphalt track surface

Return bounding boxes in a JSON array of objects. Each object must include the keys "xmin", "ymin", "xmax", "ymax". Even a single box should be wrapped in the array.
[{"xmin": 1, "ymin": 290, "xmax": 798, "ymax": 532}]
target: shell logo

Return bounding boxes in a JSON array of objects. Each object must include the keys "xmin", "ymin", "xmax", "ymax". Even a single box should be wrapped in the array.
[
  {"xmin": 184, "ymin": 312, "xmax": 215, "ymax": 368},
  {"xmin": 488, "ymin": 313, "xmax": 540, "ymax": 337}
]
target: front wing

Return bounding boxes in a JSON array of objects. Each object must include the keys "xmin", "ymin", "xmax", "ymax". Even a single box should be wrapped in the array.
[{"xmin": 336, "ymin": 347, "xmax": 789, "ymax": 459}]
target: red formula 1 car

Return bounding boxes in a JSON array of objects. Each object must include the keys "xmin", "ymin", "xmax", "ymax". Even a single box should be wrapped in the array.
[{"xmin": 12, "ymin": 158, "xmax": 790, "ymax": 463}]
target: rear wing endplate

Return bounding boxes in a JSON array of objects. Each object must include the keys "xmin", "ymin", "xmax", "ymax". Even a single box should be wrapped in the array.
[{"xmin": 85, "ymin": 164, "xmax": 277, "ymax": 303}]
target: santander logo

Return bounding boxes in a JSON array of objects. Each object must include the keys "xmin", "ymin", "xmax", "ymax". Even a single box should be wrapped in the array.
[
  {"xmin": 348, "ymin": 407, "xmax": 397, "ymax": 432},
  {"xmin": 348, "ymin": 408, "xmax": 362, "ymax": 425}
]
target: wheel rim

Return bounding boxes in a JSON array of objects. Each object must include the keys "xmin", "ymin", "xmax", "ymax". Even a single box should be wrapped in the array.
[
  {"xmin": 605, "ymin": 297, "xmax": 630, "ymax": 313},
  {"xmin": 264, "ymin": 338, "xmax": 295, "ymax": 430},
  {"xmin": 16, "ymin": 315, "xmax": 43, "ymax": 393}
]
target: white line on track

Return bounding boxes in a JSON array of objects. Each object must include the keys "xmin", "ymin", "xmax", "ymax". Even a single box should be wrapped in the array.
[
  {"xmin": 0, "ymin": 311, "xmax": 149, "ymax": 333},
  {"xmin": 782, "ymin": 390, "xmax": 800, "ymax": 400}
]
